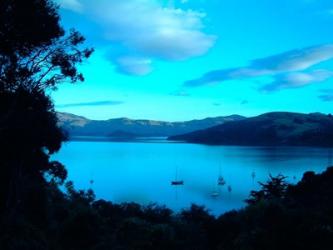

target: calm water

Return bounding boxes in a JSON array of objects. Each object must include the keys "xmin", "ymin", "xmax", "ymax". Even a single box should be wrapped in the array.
[{"xmin": 53, "ymin": 141, "xmax": 333, "ymax": 215}]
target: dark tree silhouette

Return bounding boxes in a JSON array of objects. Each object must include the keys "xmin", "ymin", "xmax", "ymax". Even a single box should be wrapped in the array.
[
  {"xmin": 0, "ymin": 0, "xmax": 93, "ymax": 92},
  {"xmin": 0, "ymin": 0, "xmax": 92, "ymax": 229},
  {"xmin": 246, "ymin": 174, "xmax": 288, "ymax": 205}
]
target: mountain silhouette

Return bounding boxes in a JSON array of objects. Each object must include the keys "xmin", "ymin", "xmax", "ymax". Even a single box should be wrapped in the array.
[
  {"xmin": 169, "ymin": 112, "xmax": 333, "ymax": 147},
  {"xmin": 57, "ymin": 112, "xmax": 245, "ymax": 138}
]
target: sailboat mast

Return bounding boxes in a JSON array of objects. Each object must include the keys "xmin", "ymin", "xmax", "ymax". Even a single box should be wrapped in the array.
[{"xmin": 176, "ymin": 165, "xmax": 178, "ymax": 180}]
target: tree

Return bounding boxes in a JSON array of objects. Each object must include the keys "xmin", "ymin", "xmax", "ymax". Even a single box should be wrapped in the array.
[
  {"xmin": 0, "ymin": 0, "xmax": 92, "ymax": 225},
  {"xmin": 0, "ymin": 0, "xmax": 93, "ymax": 92},
  {"xmin": 246, "ymin": 174, "xmax": 288, "ymax": 205}
]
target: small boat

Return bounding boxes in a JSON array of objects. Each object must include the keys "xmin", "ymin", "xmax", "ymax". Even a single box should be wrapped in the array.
[
  {"xmin": 217, "ymin": 164, "xmax": 226, "ymax": 186},
  {"xmin": 218, "ymin": 176, "xmax": 226, "ymax": 186},
  {"xmin": 171, "ymin": 166, "xmax": 184, "ymax": 186},
  {"xmin": 210, "ymin": 191, "xmax": 220, "ymax": 198},
  {"xmin": 251, "ymin": 171, "xmax": 256, "ymax": 180},
  {"xmin": 89, "ymin": 171, "xmax": 94, "ymax": 186},
  {"xmin": 171, "ymin": 180, "xmax": 184, "ymax": 185}
]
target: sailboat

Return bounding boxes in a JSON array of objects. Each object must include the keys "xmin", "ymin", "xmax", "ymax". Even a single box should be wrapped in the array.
[
  {"xmin": 210, "ymin": 190, "xmax": 220, "ymax": 198},
  {"xmin": 217, "ymin": 164, "xmax": 226, "ymax": 186},
  {"xmin": 251, "ymin": 171, "xmax": 256, "ymax": 181},
  {"xmin": 218, "ymin": 176, "xmax": 226, "ymax": 186},
  {"xmin": 89, "ymin": 171, "xmax": 94, "ymax": 186},
  {"xmin": 171, "ymin": 166, "xmax": 184, "ymax": 185},
  {"xmin": 211, "ymin": 182, "xmax": 220, "ymax": 198},
  {"xmin": 211, "ymin": 180, "xmax": 221, "ymax": 198},
  {"xmin": 172, "ymin": 180, "xmax": 184, "ymax": 185},
  {"xmin": 227, "ymin": 185, "xmax": 232, "ymax": 198}
]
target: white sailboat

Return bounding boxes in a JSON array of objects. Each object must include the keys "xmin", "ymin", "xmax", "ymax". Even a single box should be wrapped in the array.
[{"xmin": 210, "ymin": 190, "xmax": 220, "ymax": 198}]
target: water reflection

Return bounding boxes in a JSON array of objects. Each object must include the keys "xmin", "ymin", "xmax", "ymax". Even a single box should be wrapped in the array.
[{"xmin": 54, "ymin": 141, "xmax": 332, "ymax": 215}]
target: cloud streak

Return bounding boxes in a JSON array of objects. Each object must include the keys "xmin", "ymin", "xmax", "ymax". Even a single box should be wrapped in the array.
[
  {"xmin": 56, "ymin": 100, "xmax": 124, "ymax": 108},
  {"xmin": 319, "ymin": 89, "xmax": 333, "ymax": 102},
  {"xmin": 113, "ymin": 56, "xmax": 153, "ymax": 76},
  {"xmin": 170, "ymin": 90, "xmax": 191, "ymax": 96},
  {"xmin": 185, "ymin": 44, "xmax": 333, "ymax": 88},
  {"xmin": 261, "ymin": 70, "xmax": 333, "ymax": 92},
  {"xmin": 59, "ymin": 0, "xmax": 216, "ymax": 76}
]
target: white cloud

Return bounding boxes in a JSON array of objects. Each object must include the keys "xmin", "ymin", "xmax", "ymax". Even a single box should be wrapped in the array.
[
  {"xmin": 185, "ymin": 44, "xmax": 333, "ymax": 88},
  {"xmin": 251, "ymin": 44, "xmax": 333, "ymax": 72},
  {"xmin": 170, "ymin": 90, "xmax": 190, "ymax": 96},
  {"xmin": 319, "ymin": 89, "xmax": 333, "ymax": 102},
  {"xmin": 59, "ymin": 0, "xmax": 83, "ymax": 12},
  {"xmin": 56, "ymin": 100, "xmax": 124, "ymax": 108},
  {"xmin": 114, "ymin": 56, "xmax": 153, "ymax": 76},
  {"xmin": 260, "ymin": 70, "xmax": 333, "ymax": 92},
  {"xmin": 59, "ymin": 0, "xmax": 216, "ymax": 75}
]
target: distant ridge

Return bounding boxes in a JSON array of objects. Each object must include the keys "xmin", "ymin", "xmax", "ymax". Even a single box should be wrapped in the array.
[
  {"xmin": 168, "ymin": 112, "xmax": 333, "ymax": 147},
  {"xmin": 57, "ymin": 112, "xmax": 245, "ymax": 138}
]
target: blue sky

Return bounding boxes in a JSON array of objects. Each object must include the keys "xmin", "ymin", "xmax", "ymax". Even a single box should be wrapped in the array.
[{"xmin": 53, "ymin": 0, "xmax": 333, "ymax": 121}]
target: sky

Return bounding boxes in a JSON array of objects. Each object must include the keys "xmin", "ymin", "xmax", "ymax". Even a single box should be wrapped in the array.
[{"xmin": 53, "ymin": 0, "xmax": 333, "ymax": 121}]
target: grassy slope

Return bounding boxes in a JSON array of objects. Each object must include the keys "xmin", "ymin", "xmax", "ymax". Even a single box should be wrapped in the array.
[{"xmin": 169, "ymin": 112, "xmax": 333, "ymax": 147}]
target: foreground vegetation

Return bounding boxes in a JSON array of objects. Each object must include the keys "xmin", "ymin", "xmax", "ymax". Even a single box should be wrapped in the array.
[
  {"xmin": 1, "ymin": 161, "xmax": 333, "ymax": 250},
  {"xmin": 1, "ymin": 1, "xmax": 333, "ymax": 249}
]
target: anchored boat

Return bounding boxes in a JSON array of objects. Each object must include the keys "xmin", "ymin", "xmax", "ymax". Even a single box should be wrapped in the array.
[{"xmin": 171, "ymin": 165, "xmax": 184, "ymax": 186}]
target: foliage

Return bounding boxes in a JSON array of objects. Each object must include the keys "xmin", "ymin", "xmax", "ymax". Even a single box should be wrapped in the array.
[
  {"xmin": 2, "ymin": 167, "xmax": 333, "ymax": 250},
  {"xmin": 0, "ymin": 0, "xmax": 92, "ymax": 238},
  {"xmin": 246, "ymin": 174, "xmax": 288, "ymax": 205},
  {"xmin": 0, "ymin": 0, "xmax": 93, "ymax": 93}
]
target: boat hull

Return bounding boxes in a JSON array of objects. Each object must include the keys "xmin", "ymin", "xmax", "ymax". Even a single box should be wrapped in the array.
[{"xmin": 171, "ymin": 181, "xmax": 184, "ymax": 185}]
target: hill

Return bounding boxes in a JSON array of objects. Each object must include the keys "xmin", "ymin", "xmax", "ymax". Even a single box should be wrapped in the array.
[
  {"xmin": 57, "ymin": 112, "xmax": 245, "ymax": 138},
  {"xmin": 169, "ymin": 112, "xmax": 333, "ymax": 147}
]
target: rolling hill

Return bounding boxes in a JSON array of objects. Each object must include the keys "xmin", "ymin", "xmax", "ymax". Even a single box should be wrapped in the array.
[
  {"xmin": 57, "ymin": 112, "xmax": 245, "ymax": 138},
  {"xmin": 168, "ymin": 112, "xmax": 333, "ymax": 147}
]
